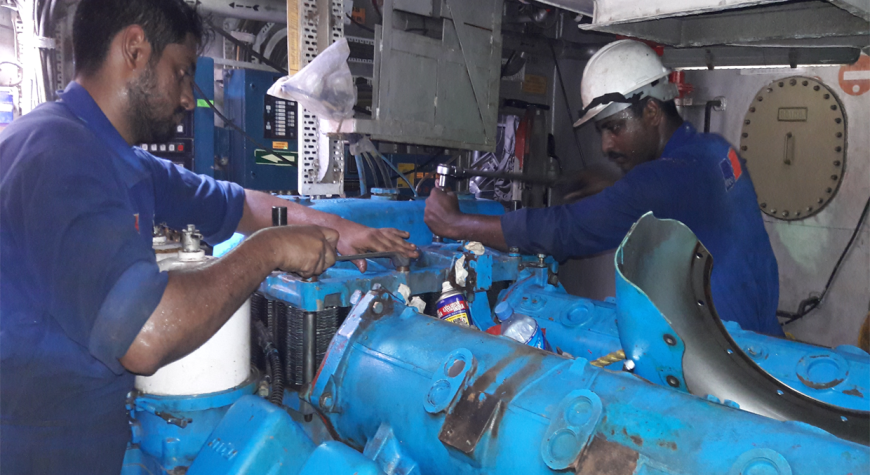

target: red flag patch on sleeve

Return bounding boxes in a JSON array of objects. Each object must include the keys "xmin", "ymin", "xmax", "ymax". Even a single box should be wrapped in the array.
[{"xmin": 728, "ymin": 148, "xmax": 742, "ymax": 180}]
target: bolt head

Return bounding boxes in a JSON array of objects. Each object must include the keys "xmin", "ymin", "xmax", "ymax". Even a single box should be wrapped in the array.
[{"xmin": 372, "ymin": 301, "xmax": 384, "ymax": 314}]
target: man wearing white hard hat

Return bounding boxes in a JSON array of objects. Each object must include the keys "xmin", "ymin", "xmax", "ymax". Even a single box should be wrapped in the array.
[{"xmin": 424, "ymin": 39, "xmax": 782, "ymax": 336}]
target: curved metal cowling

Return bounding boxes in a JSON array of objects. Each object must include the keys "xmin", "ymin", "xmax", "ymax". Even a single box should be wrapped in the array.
[{"xmin": 615, "ymin": 212, "xmax": 869, "ymax": 446}]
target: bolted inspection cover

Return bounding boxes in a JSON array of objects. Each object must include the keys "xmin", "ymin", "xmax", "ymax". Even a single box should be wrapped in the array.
[{"xmin": 740, "ymin": 76, "xmax": 846, "ymax": 221}]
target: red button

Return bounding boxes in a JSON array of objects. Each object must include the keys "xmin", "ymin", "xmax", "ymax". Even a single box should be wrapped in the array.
[{"xmin": 177, "ymin": 144, "xmax": 184, "ymax": 152}]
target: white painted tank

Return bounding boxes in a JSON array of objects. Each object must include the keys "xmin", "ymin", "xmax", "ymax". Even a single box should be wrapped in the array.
[{"xmin": 136, "ymin": 225, "xmax": 251, "ymax": 396}]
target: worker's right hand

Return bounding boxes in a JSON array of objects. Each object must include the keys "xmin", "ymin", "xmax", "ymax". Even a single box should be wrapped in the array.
[
  {"xmin": 265, "ymin": 225, "xmax": 339, "ymax": 277},
  {"xmin": 424, "ymin": 187, "xmax": 461, "ymax": 239}
]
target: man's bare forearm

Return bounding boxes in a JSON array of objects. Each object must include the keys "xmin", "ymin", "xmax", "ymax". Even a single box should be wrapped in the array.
[
  {"xmin": 237, "ymin": 190, "xmax": 357, "ymax": 235},
  {"xmin": 121, "ymin": 231, "xmax": 276, "ymax": 375},
  {"xmin": 449, "ymin": 214, "xmax": 509, "ymax": 251}
]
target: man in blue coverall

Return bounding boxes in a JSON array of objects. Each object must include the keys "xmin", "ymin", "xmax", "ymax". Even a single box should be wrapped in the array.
[
  {"xmin": 425, "ymin": 39, "xmax": 782, "ymax": 337},
  {"xmin": 0, "ymin": 0, "xmax": 417, "ymax": 472}
]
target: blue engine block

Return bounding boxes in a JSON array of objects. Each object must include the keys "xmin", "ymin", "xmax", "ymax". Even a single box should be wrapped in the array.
[
  {"xmin": 124, "ymin": 197, "xmax": 869, "ymax": 474},
  {"xmin": 306, "ymin": 289, "xmax": 869, "ymax": 474}
]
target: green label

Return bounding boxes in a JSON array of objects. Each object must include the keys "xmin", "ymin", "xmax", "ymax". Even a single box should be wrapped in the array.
[
  {"xmin": 255, "ymin": 149, "xmax": 298, "ymax": 166},
  {"xmin": 196, "ymin": 99, "xmax": 214, "ymax": 108}
]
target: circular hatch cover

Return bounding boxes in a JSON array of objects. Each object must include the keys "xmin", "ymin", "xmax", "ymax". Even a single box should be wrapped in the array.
[{"xmin": 740, "ymin": 76, "xmax": 846, "ymax": 221}]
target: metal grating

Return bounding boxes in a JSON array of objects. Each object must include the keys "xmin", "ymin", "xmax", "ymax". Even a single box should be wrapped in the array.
[
  {"xmin": 284, "ymin": 305, "xmax": 347, "ymax": 387},
  {"xmin": 251, "ymin": 292, "xmax": 348, "ymax": 389},
  {"xmin": 296, "ymin": 0, "xmax": 346, "ymax": 197}
]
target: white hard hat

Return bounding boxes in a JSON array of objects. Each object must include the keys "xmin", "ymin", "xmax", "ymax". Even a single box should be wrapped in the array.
[{"xmin": 574, "ymin": 40, "xmax": 677, "ymax": 127}]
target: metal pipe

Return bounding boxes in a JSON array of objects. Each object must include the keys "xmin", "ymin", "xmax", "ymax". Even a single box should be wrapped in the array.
[
  {"xmin": 188, "ymin": 0, "xmax": 287, "ymax": 23},
  {"xmin": 704, "ymin": 99, "xmax": 722, "ymax": 133},
  {"xmin": 301, "ymin": 310, "xmax": 317, "ymax": 420}
]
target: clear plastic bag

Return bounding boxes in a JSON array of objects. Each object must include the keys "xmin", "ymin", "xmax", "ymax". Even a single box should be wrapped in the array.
[{"xmin": 267, "ymin": 38, "xmax": 355, "ymax": 122}]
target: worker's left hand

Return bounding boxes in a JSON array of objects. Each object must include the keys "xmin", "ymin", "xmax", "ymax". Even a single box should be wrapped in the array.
[
  {"xmin": 424, "ymin": 187, "xmax": 461, "ymax": 239},
  {"xmin": 339, "ymin": 224, "xmax": 419, "ymax": 273}
]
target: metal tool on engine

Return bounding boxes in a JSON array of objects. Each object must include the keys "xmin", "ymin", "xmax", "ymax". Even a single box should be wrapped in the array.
[
  {"xmin": 436, "ymin": 164, "xmax": 559, "ymax": 188},
  {"xmin": 335, "ymin": 251, "xmax": 411, "ymax": 272}
]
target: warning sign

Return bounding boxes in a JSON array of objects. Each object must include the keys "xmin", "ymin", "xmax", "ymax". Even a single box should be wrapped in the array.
[
  {"xmin": 352, "ymin": 7, "xmax": 366, "ymax": 24},
  {"xmin": 522, "ymin": 74, "xmax": 548, "ymax": 95},
  {"xmin": 255, "ymin": 149, "xmax": 298, "ymax": 166},
  {"xmin": 839, "ymin": 53, "xmax": 870, "ymax": 96}
]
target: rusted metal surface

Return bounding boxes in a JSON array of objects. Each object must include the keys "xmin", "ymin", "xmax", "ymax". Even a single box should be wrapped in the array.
[
  {"xmin": 797, "ymin": 373, "xmax": 845, "ymax": 390},
  {"xmin": 438, "ymin": 390, "xmax": 503, "ymax": 454},
  {"xmin": 844, "ymin": 387, "xmax": 865, "ymax": 398},
  {"xmin": 574, "ymin": 435, "xmax": 639, "ymax": 474},
  {"xmin": 439, "ymin": 349, "xmax": 546, "ymax": 453}
]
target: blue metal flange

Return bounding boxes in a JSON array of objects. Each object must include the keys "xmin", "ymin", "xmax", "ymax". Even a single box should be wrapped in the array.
[
  {"xmin": 424, "ymin": 349, "xmax": 475, "ymax": 414},
  {"xmin": 795, "ymin": 351, "xmax": 849, "ymax": 391},
  {"xmin": 540, "ymin": 389, "xmax": 603, "ymax": 470},
  {"xmin": 728, "ymin": 448, "xmax": 793, "ymax": 475}
]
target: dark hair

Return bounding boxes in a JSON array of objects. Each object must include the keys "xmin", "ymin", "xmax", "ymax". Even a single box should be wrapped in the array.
[
  {"xmin": 73, "ymin": 0, "xmax": 204, "ymax": 76},
  {"xmin": 628, "ymin": 97, "xmax": 683, "ymax": 126}
]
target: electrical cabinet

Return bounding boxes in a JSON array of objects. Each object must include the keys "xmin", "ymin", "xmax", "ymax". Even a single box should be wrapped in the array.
[{"xmin": 224, "ymin": 68, "xmax": 299, "ymax": 192}]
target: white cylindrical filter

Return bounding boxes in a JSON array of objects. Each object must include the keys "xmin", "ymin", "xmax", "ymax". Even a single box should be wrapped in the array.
[
  {"xmin": 136, "ymin": 225, "xmax": 252, "ymax": 396},
  {"xmin": 134, "ymin": 299, "xmax": 252, "ymax": 396}
]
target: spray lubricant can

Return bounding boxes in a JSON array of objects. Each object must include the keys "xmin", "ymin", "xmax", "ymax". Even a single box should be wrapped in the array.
[
  {"xmin": 436, "ymin": 282, "xmax": 473, "ymax": 327},
  {"xmin": 501, "ymin": 313, "xmax": 552, "ymax": 351}
]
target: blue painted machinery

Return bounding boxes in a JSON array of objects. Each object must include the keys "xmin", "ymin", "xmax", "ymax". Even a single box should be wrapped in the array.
[{"xmin": 125, "ymin": 197, "xmax": 870, "ymax": 474}]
